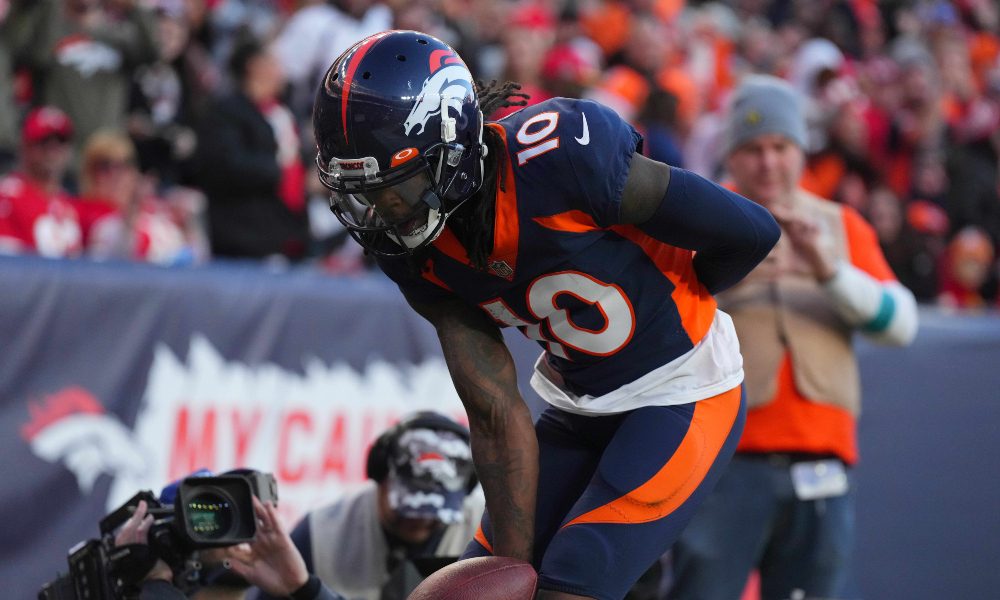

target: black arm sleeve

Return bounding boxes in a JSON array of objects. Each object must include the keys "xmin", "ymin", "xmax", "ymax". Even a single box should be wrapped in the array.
[{"xmin": 637, "ymin": 167, "xmax": 780, "ymax": 294}]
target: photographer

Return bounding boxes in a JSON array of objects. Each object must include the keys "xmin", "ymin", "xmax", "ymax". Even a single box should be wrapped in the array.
[
  {"xmin": 218, "ymin": 496, "xmax": 344, "ymax": 600},
  {"xmin": 41, "ymin": 469, "xmax": 346, "ymax": 600},
  {"xmin": 113, "ymin": 499, "xmax": 185, "ymax": 599},
  {"xmin": 253, "ymin": 412, "xmax": 484, "ymax": 600},
  {"xmin": 112, "ymin": 490, "xmax": 344, "ymax": 600}
]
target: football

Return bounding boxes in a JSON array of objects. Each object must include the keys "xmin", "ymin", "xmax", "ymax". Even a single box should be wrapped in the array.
[{"xmin": 407, "ymin": 556, "xmax": 538, "ymax": 600}]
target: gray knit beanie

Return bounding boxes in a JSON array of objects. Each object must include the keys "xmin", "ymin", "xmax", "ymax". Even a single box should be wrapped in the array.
[{"xmin": 723, "ymin": 74, "xmax": 807, "ymax": 154}]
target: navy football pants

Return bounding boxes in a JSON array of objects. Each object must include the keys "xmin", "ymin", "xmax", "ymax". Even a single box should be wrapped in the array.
[{"xmin": 463, "ymin": 385, "xmax": 746, "ymax": 600}]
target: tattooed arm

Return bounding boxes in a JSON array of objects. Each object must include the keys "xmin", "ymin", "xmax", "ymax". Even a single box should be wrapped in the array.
[{"xmin": 408, "ymin": 296, "xmax": 538, "ymax": 562}]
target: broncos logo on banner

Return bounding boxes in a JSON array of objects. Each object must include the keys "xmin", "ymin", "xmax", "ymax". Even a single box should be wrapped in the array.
[
  {"xmin": 21, "ymin": 387, "xmax": 147, "ymax": 495},
  {"xmin": 403, "ymin": 50, "xmax": 474, "ymax": 137}
]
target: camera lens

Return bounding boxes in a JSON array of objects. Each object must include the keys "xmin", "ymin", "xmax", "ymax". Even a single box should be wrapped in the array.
[{"xmin": 185, "ymin": 491, "xmax": 236, "ymax": 540}]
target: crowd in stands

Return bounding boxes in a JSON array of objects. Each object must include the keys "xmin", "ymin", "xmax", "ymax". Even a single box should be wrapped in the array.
[{"xmin": 1, "ymin": 0, "xmax": 998, "ymax": 309}]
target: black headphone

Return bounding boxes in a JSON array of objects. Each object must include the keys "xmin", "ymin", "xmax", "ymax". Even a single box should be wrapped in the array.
[{"xmin": 366, "ymin": 411, "xmax": 478, "ymax": 494}]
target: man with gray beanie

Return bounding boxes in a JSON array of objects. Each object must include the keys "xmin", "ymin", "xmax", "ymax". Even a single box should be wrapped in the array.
[{"xmin": 667, "ymin": 75, "xmax": 919, "ymax": 600}]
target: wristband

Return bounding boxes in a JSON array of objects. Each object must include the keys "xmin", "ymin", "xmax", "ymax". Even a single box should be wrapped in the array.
[{"xmin": 289, "ymin": 574, "xmax": 322, "ymax": 600}]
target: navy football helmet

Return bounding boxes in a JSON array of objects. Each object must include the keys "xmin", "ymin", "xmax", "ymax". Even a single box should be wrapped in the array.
[{"xmin": 313, "ymin": 30, "xmax": 486, "ymax": 256}]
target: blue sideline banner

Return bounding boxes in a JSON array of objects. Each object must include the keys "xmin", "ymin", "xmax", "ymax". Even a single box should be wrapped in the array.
[
  {"xmin": 2, "ymin": 256, "xmax": 1000, "ymax": 600},
  {"xmin": 0, "ymin": 257, "xmax": 472, "ymax": 599},
  {"xmin": 854, "ymin": 311, "xmax": 1000, "ymax": 600}
]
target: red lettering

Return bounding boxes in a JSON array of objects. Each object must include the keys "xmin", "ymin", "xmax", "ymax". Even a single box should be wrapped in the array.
[
  {"xmin": 232, "ymin": 408, "xmax": 262, "ymax": 467},
  {"xmin": 278, "ymin": 411, "xmax": 312, "ymax": 482},
  {"xmin": 319, "ymin": 414, "xmax": 347, "ymax": 481},
  {"xmin": 169, "ymin": 407, "xmax": 216, "ymax": 480}
]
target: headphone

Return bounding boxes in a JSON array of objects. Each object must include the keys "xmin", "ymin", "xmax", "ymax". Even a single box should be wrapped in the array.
[{"xmin": 366, "ymin": 411, "xmax": 478, "ymax": 494}]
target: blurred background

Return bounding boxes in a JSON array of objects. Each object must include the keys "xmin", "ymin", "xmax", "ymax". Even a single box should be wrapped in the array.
[{"xmin": 1, "ymin": 1, "xmax": 998, "ymax": 599}]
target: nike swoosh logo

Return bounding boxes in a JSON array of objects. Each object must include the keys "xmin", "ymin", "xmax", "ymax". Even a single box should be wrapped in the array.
[{"xmin": 575, "ymin": 112, "xmax": 590, "ymax": 145}]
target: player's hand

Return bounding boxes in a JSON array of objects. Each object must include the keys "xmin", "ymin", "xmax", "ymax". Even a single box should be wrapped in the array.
[
  {"xmin": 220, "ymin": 497, "xmax": 309, "ymax": 597},
  {"xmin": 768, "ymin": 204, "xmax": 838, "ymax": 282}
]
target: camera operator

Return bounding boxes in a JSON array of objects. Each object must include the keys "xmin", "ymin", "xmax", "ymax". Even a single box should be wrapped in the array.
[
  {"xmin": 217, "ymin": 496, "xmax": 344, "ymax": 600},
  {"xmin": 252, "ymin": 411, "xmax": 484, "ymax": 600},
  {"xmin": 113, "ymin": 499, "xmax": 186, "ymax": 600},
  {"xmin": 110, "ymin": 489, "xmax": 344, "ymax": 600}
]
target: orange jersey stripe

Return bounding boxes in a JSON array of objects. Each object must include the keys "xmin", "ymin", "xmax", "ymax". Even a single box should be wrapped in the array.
[
  {"xmin": 611, "ymin": 225, "xmax": 716, "ymax": 344},
  {"xmin": 533, "ymin": 210, "xmax": 602, "ymax": 233},
  {"xmin": 419, "ymin": 257, "xmax": 453, "ymax": 291},
  {"xmin": 430, "ymin": 124, "xmax": 519, "ymax": 279},
  {"xmin": 474, "ymin": 524, "xmax": 494, "ymax": 554},
  {"xmin": 431, "ymin": 227, "xmax": 471, "ymax": 264},
  {"xmin": 565, "ymin": 385, "xmax": 742, "ymax": 526},
  {"xmin": 487, "ymin": 123, "xmax": 520, "ymax": 275}
]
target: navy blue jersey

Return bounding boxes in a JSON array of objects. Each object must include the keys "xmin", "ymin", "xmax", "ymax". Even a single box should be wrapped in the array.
[{"xmin": 378, "ymin": 98, "xmax": 741, "ymax": 411}]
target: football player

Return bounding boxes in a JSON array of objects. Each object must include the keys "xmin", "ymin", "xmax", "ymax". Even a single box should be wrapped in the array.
[{"xmin": 312, "ymin": 30, "xmax": 780, "ymax": 600}]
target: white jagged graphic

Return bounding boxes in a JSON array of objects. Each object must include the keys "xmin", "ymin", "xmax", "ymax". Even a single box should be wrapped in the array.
[{"xmin": 99, "ymin": 334, "xmax": 464, "ymax": 517}]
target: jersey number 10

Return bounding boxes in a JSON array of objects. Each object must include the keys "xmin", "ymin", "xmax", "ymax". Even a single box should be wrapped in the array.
[
  {"xmin": 480, "ymin": 271, "xmax": 636, "ymax": 359},
  {"xmin": 516, "ymin": 112, "xmax": 561, "ymax": 166}
]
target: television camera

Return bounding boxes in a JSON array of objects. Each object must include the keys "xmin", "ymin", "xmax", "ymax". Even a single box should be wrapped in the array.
[{"xmin": 38, "ymin": 470, "xmax": 278, "ymax": 600}]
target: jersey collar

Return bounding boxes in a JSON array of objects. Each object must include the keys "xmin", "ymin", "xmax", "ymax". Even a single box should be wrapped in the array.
[{"xmin": 431, "ymin": 123, "xmax": 519, "ymax": 280}]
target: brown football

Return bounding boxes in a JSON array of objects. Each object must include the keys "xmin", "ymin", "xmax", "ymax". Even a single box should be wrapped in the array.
[{"xmin": 407, "ymin": 556, "xmax": 538, "ymax": 600}]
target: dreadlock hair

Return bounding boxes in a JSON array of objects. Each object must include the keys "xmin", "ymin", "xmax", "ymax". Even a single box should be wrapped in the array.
[
  {"xmin": 445, "ymin": 80, "xmax": 529, "ymax": 270},
  {"xmin": 478, "ymin": 80, "xmax": 530, "ymax": 117}
]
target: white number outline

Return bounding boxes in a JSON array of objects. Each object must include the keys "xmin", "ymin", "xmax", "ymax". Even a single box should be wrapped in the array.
[
  {"xmin": 480, "ymin": 297, "xmax": 569, "ymax": 359},
  {"xmin": 480, "ymin": 271, "xmax": 636, "ymax": 359},
  {"xmin": 515, "ymin": 112, "xmax": 560, "ymax": 165}
]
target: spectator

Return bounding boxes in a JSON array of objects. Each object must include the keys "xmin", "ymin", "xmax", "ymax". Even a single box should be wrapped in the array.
[
  {"xmin": 272, "ymin": 0, "xmax": 391, "ymax": 123},
  {"xmin": 0, "ymin": 0, "xmax": 992, "ymax": 291},
  {"xmin": 127, "ymin": 0, "xmax": 202, "ymax": 189},
  {"xmin": 638, "ymin": 88, "xmax": 685, "ymax": 167},
  {"xmin": 584, "ymin": 65, "xmax": 650, "ymax": 125},
  {"xmin": 9, "ymin": 0, "xmax": 159, "ymax": 167},
  {"xmin": 490, "ymin": 3, "xmax": 557, "ymax": 119},
  {"xmin": 194, "ymin": 36, "xmax": 308, "ymax": 262},
  {"xmin": 803, "ymin": 96, "xmax": 879, "ymax": 211},
  {"xmin": 869, "ymin": 187, "xmax": 950, "ymax": 302},
  {"xmin": 539, "ymin": 42, "xmax": 601, "ymax": 101},
  {"xmin": 0, "ymin": 1, "xmax": 18, "ymax": 173},
  {"xmin": 942, "ymin": 57, "xmax": 1000, "ymax": 242},
  {"xmin": 75, "ymin": 129, "xmax": 207, "ymax": 265},
  {"xmin": 938, "ymin": 225, "xmax": 997, "ymax": 310},
  {"xmin": 578, "ymin": 0, "xmax": 633, "ymax": 60},
  {"xmin": 668, "ymin": 75, "xmax": 919, "ymax": 600},
  {"xmin": 944, "ymin": 134, "xmax": 1000, "ymax": 247},
  {"xmin": 885, "ymin": 40, "xmax": 947, "ymax": 198},
  {"xmin": 0, "ymin": 106, "xmax": 82, "ymax": 257},
  {"xmin": 223, "ymin": 496, "xmax": 346, "ymax": 600},
  {"xmin": 253, "ymin": 411, "xmax": 484, "ymax": 600},
  {"xmin": 170, "ymin": 0, "xmax": 225, "ymax": 122}
]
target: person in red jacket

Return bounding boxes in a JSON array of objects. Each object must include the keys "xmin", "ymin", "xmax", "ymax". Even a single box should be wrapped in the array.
[
  {"xmin": 74, "ymin": 129, "xmax": 206, "ymax": 265},
  {"xmin": 0, "ymin": 106, "xmax": 82, "ymax": 258}
]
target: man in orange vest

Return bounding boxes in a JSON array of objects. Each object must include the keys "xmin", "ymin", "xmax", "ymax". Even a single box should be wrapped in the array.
[{"xmin": 668, "ymin": 75, "xmax": 919, "ymax": 600}]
